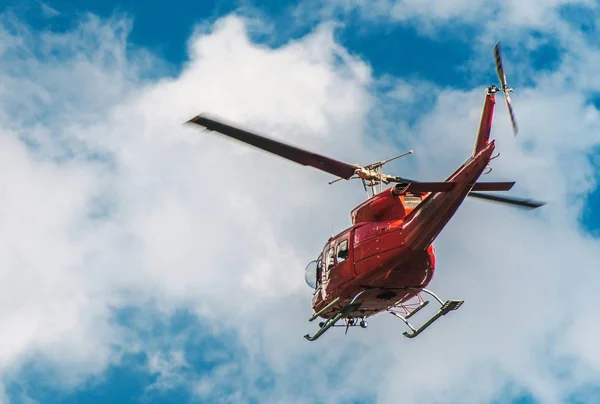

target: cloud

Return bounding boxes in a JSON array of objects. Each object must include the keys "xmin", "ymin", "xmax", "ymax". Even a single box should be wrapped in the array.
[
  {"xmin": 0, "ymin": 9, "xmax": 379, "ymax": 399},
  {"xmin": 1, "ymin": 6, "xmax": 600, "ymax": 404},
  {"xmin": 39, "ymin": 2, "xmax": 60, "ymax": 18},
  {"xmin": 303, "ymin": 0, "xmax": 596, "ymax": 33}
]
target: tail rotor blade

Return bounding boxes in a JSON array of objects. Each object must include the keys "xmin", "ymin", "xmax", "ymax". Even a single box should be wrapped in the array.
[
  {"xmin": 504, "ymin": 92, "xmax": 518, "ymax": 136},
  {"xmin": 493, "ymin": 42, "xmax": 508, "ymax": 89},
  {"xmin": 494, "ymin": 41, "xmax": 519, "ymax": 136}
]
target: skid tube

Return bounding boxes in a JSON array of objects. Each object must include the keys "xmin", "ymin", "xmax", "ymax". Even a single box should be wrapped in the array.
[
  {"xmin": 303, "ymin": 290, "xmax": 367, "ymax": 342},
  {"xmin": 388, "ymin": 288, "xmax": 464, "ymax": 339}
]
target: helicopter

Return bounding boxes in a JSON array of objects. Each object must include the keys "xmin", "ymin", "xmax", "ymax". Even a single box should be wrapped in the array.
[{"xmin": 186, "ymin": 42, "xmax": 545, "ymax": 341}]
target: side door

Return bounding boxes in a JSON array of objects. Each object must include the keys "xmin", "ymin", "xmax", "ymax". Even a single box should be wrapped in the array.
[{"xmin": 311, "ymin": 253, "xmax": 325, "ymax": 306}]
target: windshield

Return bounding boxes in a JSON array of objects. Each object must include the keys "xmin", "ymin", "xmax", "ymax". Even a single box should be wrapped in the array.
[{"xmin": 304, "ymin": 260, "xmax": 318, "ymax": 289}]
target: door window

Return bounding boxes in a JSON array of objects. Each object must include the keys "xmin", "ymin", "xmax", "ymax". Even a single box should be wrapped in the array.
[
  {"xmin": 336, "ymin": 240, "xmax": 349, "ymax": 263},
  {"xmin": 325, "ymin": 247, "xmax": 334, "ymax": 270}
]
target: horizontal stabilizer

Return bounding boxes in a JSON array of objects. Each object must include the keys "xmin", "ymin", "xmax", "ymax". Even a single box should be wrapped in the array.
[
  {"xmin": 470, "ymin": 181, "xmax": 515, "ymax": 192},
  {"xmin": 393, "ymin": 177, "xmax": 543, "ymax": 209},
  {"xmin": 402, "ymin": 181, "xmax": 514, "ymax": 194},
  {"xmin": 404, "ymin": 182, "xmax": 456, "ymax": 193}
]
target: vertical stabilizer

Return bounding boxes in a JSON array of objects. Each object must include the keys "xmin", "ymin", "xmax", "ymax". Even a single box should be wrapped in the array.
[{"xmin": 473, "ymin": 89, "xmax": 496, "ymax": 156}]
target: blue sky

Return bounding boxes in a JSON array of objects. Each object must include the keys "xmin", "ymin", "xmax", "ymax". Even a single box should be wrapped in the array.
[
  {"xmin": 2, "ymin": 0, "xmax": 600, "ymax": 403},
  {"xmin": 4, "ymin": 0, "xmax": 483, "ymax": 84}
]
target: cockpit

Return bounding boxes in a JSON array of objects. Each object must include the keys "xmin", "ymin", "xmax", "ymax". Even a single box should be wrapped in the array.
[
  {"xmin": 305, "ymin": 237, "xmax": 350, "ymax": 290},
  {"xmin": 304, "ymin": 254, "xmax": 322, "ymax": 289}
]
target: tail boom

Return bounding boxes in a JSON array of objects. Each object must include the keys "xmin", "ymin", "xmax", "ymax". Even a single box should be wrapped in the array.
[{"xmin": 401, "ymin": 141, "xmax": 496, "ymax": 251}]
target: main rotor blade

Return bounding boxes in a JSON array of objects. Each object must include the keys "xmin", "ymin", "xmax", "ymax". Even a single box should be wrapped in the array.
[
  {"xmin": 187, "ymin": 114, "xmax": 358, "ymax": 179},
  {"xmin": 467, "ymin": 192, "xmax": 545, "ymax": 209}
]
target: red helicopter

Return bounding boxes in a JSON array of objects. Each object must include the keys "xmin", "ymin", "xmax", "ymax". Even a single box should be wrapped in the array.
[{"xmin": 187, "ymin": 43, "xmax": 545, "ymax": 341}]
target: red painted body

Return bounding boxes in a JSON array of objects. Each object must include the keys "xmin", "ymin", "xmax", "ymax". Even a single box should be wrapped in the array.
[{"xmin": 310, "ymin": 92, "xmax": 498, "ymax": 320}]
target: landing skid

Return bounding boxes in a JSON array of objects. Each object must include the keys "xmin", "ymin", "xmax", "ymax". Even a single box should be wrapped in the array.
[
  {"xmin": 303, "ymin": 288, "xmax": 463, "ymax": 341},
  {"xmin": 388, "ymin": 288, "xmax": 463, "ymax": 339}
]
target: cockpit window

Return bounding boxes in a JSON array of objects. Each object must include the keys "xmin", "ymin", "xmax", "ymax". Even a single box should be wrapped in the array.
[
  {"xmin": 325, "ymin": 247, "xmax": 334, "ymax": 270},
  {"xmin": 336, "ymin": 240, "xmax": 349, "ymax": 263},
  {"xmin": 316, "ymin": 254, "xmax": 322, "ymax": 289},
  {"xmin": 304, "ymin": 260, "xmax": 317, "ymax": 289}
]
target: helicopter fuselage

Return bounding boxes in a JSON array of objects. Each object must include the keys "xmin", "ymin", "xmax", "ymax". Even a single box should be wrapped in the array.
[{"xmin": 310, "ymin": 140, "xmax": 496, "ymax": 319}]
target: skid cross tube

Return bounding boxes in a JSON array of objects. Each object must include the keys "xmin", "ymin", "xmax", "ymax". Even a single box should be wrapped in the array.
[
  {"xmin": 388, "ymin": 288, "xmax": 464, "ymax": 339},
  {"xmin": 405, "ymin": 300, "xmax": 429, "ymax": 319},
  {"xmin": 309, "ymin": 297, "xmax": 341, "ymax": 322},
  {"xmin": 304, "ymin": 290, "xmax": 367, "ymax": 342}
]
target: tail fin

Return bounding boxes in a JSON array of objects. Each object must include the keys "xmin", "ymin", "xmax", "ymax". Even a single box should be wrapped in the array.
[{"xmin": 473, "ymin": 90, "xmax": 496, "ymax": 156}]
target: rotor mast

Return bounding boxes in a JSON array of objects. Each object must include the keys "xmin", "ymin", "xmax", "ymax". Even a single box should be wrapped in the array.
[{"xmin": 328, "ymin": 150, "xmax": 414, "ymax": 198}]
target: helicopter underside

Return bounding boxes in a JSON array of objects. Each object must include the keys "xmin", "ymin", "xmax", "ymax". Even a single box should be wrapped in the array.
[
  {"xmin": 318, "ymin": 248, "xmax": 436, "ymax": 319},
  {"xmin": 303, "ymin": 248, "xmax": 464, "ymax": 341}
]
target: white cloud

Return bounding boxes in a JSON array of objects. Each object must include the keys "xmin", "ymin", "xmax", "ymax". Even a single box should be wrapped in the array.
[
  {"xmin": 1, "ymin": 7, "xmax": 600, "ymax": 404},
  {"xmin": 305, "ymin": 0, "xmax": 596, "ymax": 33},
  {"xmin": 39, "ymin": 2, "xmax": 60, "ymax": 18},
  {"xmin": 146, "ymin": 349, "xmax": 190, "ymax": 391}
]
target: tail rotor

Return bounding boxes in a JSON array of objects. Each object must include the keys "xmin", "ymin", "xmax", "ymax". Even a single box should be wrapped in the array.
[{"xmin": 493, "ymin": 42, "xmax": 518, "ymax": 136}]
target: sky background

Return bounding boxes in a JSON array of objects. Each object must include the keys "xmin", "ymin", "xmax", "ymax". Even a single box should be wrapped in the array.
[{"xmin": 1, "ymin": 0, "xmax": 600, "ymax": 403}]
